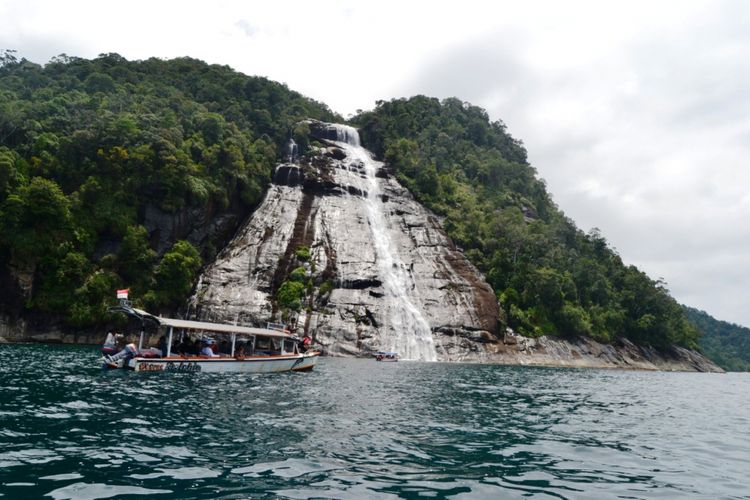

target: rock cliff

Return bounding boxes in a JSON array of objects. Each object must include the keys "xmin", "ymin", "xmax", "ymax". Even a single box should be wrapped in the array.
[
  {"xmin": 488, "ymin": 330, "xmax": 723, "ymax": 372},
  {"xmin": 191, "ymin": 122, "xmax": 500, "ymax": 361}
]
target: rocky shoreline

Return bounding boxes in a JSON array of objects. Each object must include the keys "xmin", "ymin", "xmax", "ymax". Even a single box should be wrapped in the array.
[
  {"xmin": 0, "ymin": 317, "xmax": 723, "ymax": 373},
  {"xmin": 436, "ymin": 330, "xmax": 724, "ymax": 372}
]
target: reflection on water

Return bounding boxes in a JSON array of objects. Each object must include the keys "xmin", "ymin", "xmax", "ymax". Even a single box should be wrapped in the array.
[{"xmin": 0, "ymin": 344, "xmax": 748, "ymax": 499}]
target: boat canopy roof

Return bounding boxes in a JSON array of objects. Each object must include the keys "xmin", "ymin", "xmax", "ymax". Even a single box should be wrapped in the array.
[
  {"xmin": 109, "ymin": 304, "xmax": 292, "ymax": 339},
  {"xmin": 155, "ymin": 316, "xmax": 292, "ymax": 338}
]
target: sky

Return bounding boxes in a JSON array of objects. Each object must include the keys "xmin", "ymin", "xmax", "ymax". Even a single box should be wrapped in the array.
[{"xmin": 2, "ymin": 0, "xmax": 749, "ymax": 326}]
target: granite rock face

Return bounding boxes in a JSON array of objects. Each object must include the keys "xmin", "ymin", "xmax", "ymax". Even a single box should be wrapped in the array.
[{"xmin": 191, "ymin": 122, "xmax": 500, "ymax": 360}]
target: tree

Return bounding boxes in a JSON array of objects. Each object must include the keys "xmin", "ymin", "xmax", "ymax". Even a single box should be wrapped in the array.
[
  {"xmin": 276, "ymin": 281, "xmax": 305, "ymax": 311},
  {"xmin": 0, "ymin": 177, "xmax": 72, "ymax": 265},
  {"xmin": 149, "ymin": 241, "xmax": 202, "ymax": 308},
  {"xmin": 0, "ymin": 147, "xmax": 23, "ymax": 200},
  {"xmin": 117, "ymin": 225, "xmax": 156, "ymax": 290},
  {"xmin": 0, "ymin": 49, "xmax": 18, "ymax": 68}
]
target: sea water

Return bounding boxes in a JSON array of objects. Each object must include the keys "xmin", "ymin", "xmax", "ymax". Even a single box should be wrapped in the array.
[{"xmin": 0, "ymin": 344, "xmax": 748, "ymax": 499}]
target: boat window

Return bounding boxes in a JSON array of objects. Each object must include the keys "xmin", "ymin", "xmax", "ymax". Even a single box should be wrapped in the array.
[
  {"xmin": 283, "ymin": 339, "xmax": 296, "ymax": 354},
  {"xmin": 255, "ymin": 337, "xmax": 271, "ymax": 353}
]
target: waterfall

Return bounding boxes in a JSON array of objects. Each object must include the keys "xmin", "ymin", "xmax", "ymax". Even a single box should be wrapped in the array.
[
  {"xmin": 323, "ymin": 123, "xmax": 360, "ymax": 147},
  {"xmin": 328, "ymin": 124, "xmax": 437, "ymax": 361},
  {"xmin": 285, "ymin": 138, "xmax": 299, "ymax": 163}
]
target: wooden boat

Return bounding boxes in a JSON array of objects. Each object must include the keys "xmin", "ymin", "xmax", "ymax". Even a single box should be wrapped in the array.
[{"xmin": 104, "ymin": 299, "xmax": 319, "ymax": 373}]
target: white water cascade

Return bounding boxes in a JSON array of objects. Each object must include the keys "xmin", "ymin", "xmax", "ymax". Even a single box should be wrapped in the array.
[{"xmin": 328, "ymin": 124, "xmax": 438, "ymax": 361}]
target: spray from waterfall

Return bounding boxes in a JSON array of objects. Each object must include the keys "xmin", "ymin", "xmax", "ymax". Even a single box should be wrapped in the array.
[{"xmin": 328, "ymin": 124, "xmax": 437, "ymax": 361}]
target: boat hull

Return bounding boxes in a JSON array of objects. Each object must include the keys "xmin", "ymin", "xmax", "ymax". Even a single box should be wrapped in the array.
[{"xmin": 129, "ymin": 352, "xmax": 320, "ymax": 373}]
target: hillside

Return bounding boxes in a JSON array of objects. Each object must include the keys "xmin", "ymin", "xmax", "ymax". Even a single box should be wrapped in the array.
[
  {"xmin": 0, "ymin": 53, "xmax": 700, "ymax": 354},
  {"xmin": 685, "ymin": 307, "xmax": 750, "ymax": 371}
]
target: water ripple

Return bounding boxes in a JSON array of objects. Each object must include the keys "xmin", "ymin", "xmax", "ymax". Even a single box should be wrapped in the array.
[{"xmin": 0, "ymin": 344, "xmax": 748, "ymax": 498}]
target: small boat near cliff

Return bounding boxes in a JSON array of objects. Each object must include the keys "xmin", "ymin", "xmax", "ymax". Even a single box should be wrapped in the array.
[
  {"xmin": 103, "ymin": 294, "xmax": 319, "ymax": 373},
  {"xmin": 375, "ymin": 351, "xmax": 398, "ymax": 362}
]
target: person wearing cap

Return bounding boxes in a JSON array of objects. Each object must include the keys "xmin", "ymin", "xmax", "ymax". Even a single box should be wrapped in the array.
[{"xmin": 200, "ymin": 339, "xmax": 219, "ymax": 357}]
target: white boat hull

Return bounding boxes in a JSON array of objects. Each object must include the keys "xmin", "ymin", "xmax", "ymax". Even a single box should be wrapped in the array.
[{"xmin": 128, "ymin": 352, "xmax": 320, "ymax": 373}]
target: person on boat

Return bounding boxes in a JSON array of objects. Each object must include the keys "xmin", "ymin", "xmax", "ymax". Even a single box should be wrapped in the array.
[
  {"xmin": 234, "ymin": 343, "xmax": 246, "ymax": 359},
  {"xmin": 301, "ymin": 333, "xmax": 312, "ymax": 352},
  {"xmin": 174, "ymin": 337, "xmax": 190, "ymax": 357},
  {"xmin": 200, "ymin": 339, "xmax": 219, "ymax": 357},
  {"xmin": 105, "ymin": 342, "xmax": 138, "ymax": 366},
  {"xmin": 101, "ymin": 331, "xmax": 119, "ymax": 355},
  {"xmin": 156, "ymin": 335, "xmax": 167, "ymax": 356},
  {"xmin": 218, "ymin": 339, "xmax": 230, "ymax": 356},
  {"xmin": 190, "ymin": 338, "xmax": 202, "ymax": 356}
]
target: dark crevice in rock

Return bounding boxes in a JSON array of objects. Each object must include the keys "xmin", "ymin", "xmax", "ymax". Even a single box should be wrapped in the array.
[
  {"xmin": 273, "ymin": 164, "xmax": 304, "ymax": 186},
  {"xmin": 364, "ymin": 308, "xmax": 379, "ymax": 328},
  {"xmin": 337, "ymin": 278, "xmax": 383, "ymax": 290},
  {"xmin": 374, "ymin": 167, "xmax": 390, "ymax": 179},
  {"xmin": 325, "ymin": 147, "xmax": 346, "ymax": 160},
  {"xmin": 270, "ymin": 190, "xmax": 316, "ymax": 303}
]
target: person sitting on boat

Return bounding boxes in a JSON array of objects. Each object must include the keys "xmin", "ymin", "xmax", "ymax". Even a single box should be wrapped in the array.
[
  {"xmin": 101, "ymin": 331, "xmax": 119, "ymax": 356},
  {"xmin": 200, "ymin": 339, "xmax": 219, "ymax": 357},
  {"xmin": 105, "ymin": 342, "xmax": 138, "ymax": 366},
  {"xmin": 157, "ymin": 335, "xmax": 167, "ymax": 356},
  {"xmin": 190, "ymin": 338, "xmax": 202, "ymax": 356},
  {"xmin": 301, "ymin": 333, "xmax": 312, "ymax": 352},
  {"xmin": 174, "ymin": 338, "xmax": 190, "ymax": 357},
  {"xmin": 234, "ymin": 343, "xmax": 246, "ymax": 359},
  {"xmin": 218, "ymin": 339, "xmax": 230, "ymax": 356}
]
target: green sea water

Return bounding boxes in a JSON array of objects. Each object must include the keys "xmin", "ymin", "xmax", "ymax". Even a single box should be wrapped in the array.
[{"xmin": 0, "ymin": 343, "xmax": 748, "ymax": 499}]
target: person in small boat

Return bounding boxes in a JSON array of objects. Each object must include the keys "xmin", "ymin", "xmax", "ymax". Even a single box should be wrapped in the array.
[
  {"xmin": 218, "ymin": 339, "xmax": 231, "ymax": 356},
  {"xmin": 174, "ymin": 338, "xmax": 191, "ymax": 356},
  {"xmin": 138, "ymin": 337, "xmax": 165, "ymax": 358},
  {"xmin": 200, "ymin": 339, "xmax": 219, "ymax": 357},
  {"xmin": 234, "ymin": 343, "xmax": 246, "ymax": 359},
  {"xmin": 105, "ymin": 342, "xmax": 138, "ymax": 366},
  {"xmin": 156, "ymin": 335, "xmax": 167, "ymax": 356},
  {"xmin": 190, "ymin": 338, "xmax": 202, "ymax": 356},
  {"xmin": 301, "ymin": 333, "xmax": 312, "ymax": 352},
  {"xmin": 101, "ymin": 331, "xmax": 119, "ymax": 356}
]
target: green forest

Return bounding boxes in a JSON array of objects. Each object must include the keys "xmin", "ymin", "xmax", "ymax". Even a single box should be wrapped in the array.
[
  {"xmin": 685, "ymin": 307, "xmax": 750, "ymax": 371},
  {"xmin": 0, "ymin": 52, "xmax": 707, "ymax": 352},
  {"xmin": 0, "ymin": 51, "xmax": 337, "ymax": 326}
]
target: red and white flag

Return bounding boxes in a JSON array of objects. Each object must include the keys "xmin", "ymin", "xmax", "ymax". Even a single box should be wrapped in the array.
[{"xmin": 116, "ymin": 289, "xmax": 129, "ymax": 299}]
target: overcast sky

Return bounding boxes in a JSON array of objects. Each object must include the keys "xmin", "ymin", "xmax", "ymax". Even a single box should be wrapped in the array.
[{"xmin": 2, "ymin": 0, "xmax": 749, "ymax": 326}]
